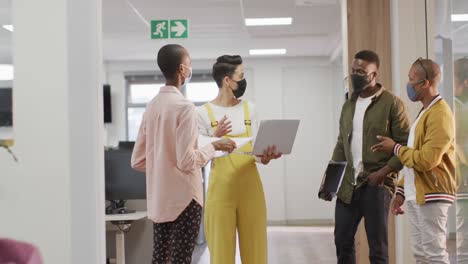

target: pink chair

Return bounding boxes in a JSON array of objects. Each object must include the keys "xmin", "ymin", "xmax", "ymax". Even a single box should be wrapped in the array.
[{"xmin": 0, "ymin": 238, "xmax": 43, "ymax": 264}]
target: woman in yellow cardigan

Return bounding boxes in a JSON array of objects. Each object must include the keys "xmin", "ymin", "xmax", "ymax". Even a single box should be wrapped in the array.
[{"xmin": 372, "ymin": 58, "xmax": 456, "ymax": 264}]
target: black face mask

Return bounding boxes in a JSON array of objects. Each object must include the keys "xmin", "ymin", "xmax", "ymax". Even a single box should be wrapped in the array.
[
  {"xmin": 232, "ymin": 79, "xmax": 247, "ymax": 99},
  {"xmin": 350, "ymin": 73, "xmax": 373, "ymax": 96}
]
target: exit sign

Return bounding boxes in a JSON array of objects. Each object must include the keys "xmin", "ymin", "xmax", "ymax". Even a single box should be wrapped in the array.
[{"xmin": 151, "ymin": 19, "xmax": 188, "ymax": 39}]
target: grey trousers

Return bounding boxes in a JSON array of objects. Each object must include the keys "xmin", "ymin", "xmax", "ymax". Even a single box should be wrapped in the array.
[{"xmin": 407, "ymin": 200, "xmax": 451, "ymax": 264}]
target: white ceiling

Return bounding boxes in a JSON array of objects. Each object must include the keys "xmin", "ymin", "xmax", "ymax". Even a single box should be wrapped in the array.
[
  {"xmin": 101, "ymin": 0, "xmax": 342, "ymax": 60},
  {"xmin": 2, "ymin": 0, "xmax": 466, "ymax": 62},
  {"xmin": 0, "ymin": 0, "xmax": 341, "ymax": 62}
]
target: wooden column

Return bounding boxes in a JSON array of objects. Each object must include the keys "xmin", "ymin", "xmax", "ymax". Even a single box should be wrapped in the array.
[
  {"xmin": 346, "ymin": 0, "xmax": 395, "ymax": 263},
  {"xmin": 347, "ymin": 0, "xmax": 393, "ymax": 90}
]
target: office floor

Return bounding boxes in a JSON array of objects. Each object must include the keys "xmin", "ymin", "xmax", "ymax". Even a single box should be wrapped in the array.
[
  {"xmin": 192, "ymin": 227, "xmax": 460, "ymax": 264},
  {"xmin": 192, "ymin": 226, "xmax": 336, "ymax": 264}
]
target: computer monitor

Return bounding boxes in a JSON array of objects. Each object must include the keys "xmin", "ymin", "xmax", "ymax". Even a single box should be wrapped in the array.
[
  {"xmin": 0, "ymin": 88, "xmax": 12, "ymax": 127},
  {"xmin": 118, "ymin": 141, "xmax": 135, "ymax": 150},
  {"xmin": 105, "ymin": 149, "xmax": 146, "ymax": 201}
]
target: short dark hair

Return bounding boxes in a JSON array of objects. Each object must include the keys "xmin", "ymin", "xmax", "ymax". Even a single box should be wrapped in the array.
[
  {"xmin": 157, "ymin": 44, "xmax": 186, "ymax": 80},
  {"xmin": 354, "ymin": 50, "xmax": 380, "ymax": 69},
  {"xmin": 412, "ymin": 58, "xmax": 441, "ymax": 83},
  {"xmin": 212, "ymin": 55, "xmax": 243, "ymax": 88},
  {"xmin": 455, "ymin": 57, "xmax": 468, "ymax": 83}
]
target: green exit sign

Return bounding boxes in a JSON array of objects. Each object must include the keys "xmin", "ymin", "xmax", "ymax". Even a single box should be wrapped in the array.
[{"xmin": 151, "ymin": 19, "xmax": 188, "ymax": 39}]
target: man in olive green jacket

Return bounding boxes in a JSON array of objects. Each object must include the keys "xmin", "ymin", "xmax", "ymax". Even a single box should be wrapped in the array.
[{"xmin": 330, "ymin": 50, "xmax": 410, "ymax": 264}]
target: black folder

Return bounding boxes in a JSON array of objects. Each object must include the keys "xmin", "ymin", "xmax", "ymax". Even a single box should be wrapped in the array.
[{"xmin": 318, "ymin": 161, "xmax": 347, "ymax": 201}]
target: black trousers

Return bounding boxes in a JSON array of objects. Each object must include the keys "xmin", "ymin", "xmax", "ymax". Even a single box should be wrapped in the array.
[
  {"xmin": 152, "ymin": 200, "xmax": 202, "ymax": 264},
  {"xmin": 334, "ymin": 184, "xmax": 391, "ymax": 264}
]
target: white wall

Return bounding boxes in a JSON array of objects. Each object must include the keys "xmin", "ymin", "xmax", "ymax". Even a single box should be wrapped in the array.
[
  {"xmin": 282, "ymin": 64, "xmax": 341, "ymax": 222},
  {"xmin": 105, "ymin": 57, "xmax": 343, "ymax": 224},
  {"xmin": 0, "ymin": 1, "xmax": 106, "ymax": 263}
]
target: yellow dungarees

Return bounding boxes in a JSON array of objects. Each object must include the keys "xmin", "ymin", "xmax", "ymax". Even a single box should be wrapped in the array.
[{"xmin": 204, "ymin": 101, "xmax": 267, "ymax": 264}]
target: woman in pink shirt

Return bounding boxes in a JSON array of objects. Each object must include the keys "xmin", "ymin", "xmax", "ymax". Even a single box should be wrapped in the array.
[{"xmin": 131, "ymin": 44, "xmax": 236, "ymax": 264}]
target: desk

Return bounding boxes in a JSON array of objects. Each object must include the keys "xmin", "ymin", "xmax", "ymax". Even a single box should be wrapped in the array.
[{"xmin": 106, "ymin": 211, "xmax": 147, "ymax": 264}]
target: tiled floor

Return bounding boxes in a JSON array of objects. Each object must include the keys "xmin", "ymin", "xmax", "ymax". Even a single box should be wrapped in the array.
[
  {"xmin": 192, "ymin": 226, "xmax": 336, "ymax": 264},
  {"xmin": 192, "ymin": 226, "xmax": 460, "ymax": 264}
]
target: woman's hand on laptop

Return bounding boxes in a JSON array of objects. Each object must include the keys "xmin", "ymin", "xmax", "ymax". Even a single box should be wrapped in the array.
[{"xmin": 257, "ymin": 145, "xmax": 282, "ymax": 165}]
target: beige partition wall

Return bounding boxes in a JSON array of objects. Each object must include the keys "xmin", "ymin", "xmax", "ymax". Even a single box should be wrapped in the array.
[
  {"xmin": 347, "ymin": 0, "xmax": 393, "ymax": 91},
  {"xmin": 346, "ymin": 0, "xmax": 395, "ymax": 263},
  {"xmin": 391, "ymin": 0, "xmax": 436, "ymax": 262}
]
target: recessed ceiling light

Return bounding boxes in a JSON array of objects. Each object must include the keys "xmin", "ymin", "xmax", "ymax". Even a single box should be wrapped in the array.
[
  {"xmin": 0, "ymin": 64, "xmax": 14, "ymax": 81},
  {"xmin": 249, "ymin": 49, "xmax": 287, "ymax": 56},
  {"xmin": 2, "ymin": 25, "xmax": 13, "ymax": 32},
  {"xmin": 451, "ymin": 14, "xmax": 468, "ymax": 22},
  {"xmin": 245, "ymin": 18, "xmax": 293, "ymax": 26}
]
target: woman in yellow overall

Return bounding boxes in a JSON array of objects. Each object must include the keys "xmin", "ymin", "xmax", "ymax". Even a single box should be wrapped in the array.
[{"xmin": 196, "ymin": 55, "xmax": 281, "ymax": 264}]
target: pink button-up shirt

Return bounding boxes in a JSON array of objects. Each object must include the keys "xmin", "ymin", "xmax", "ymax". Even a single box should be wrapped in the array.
[
  {"xmin": 0, "ymin": 239, "xmax": 43, "ymax": 264},
  {"xmin": 131, "ymin": 86, "xmax": 215, "ymax": 223}
]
